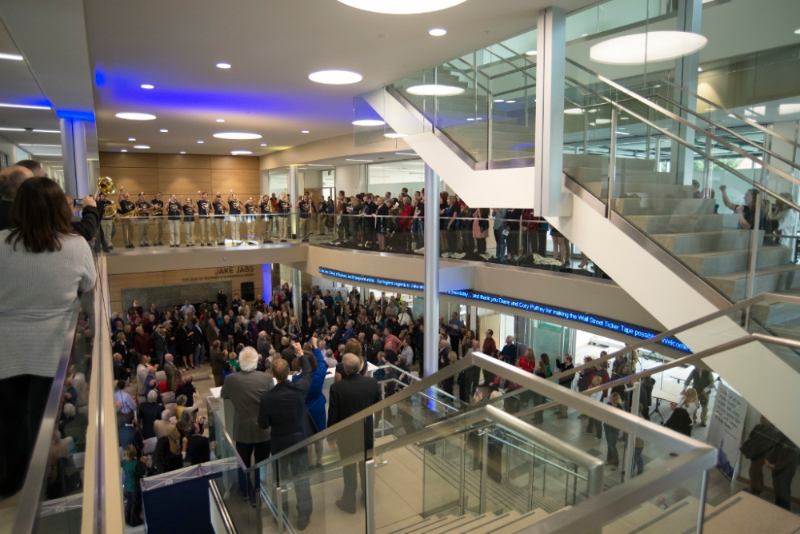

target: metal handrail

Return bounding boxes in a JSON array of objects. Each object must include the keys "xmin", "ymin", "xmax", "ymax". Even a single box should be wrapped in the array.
[
  {"xmin": 11, "ymin": 303, "xmax": 81, "ymax": 534},
  {"xmin": 483, "ymin": 47, "xmax": 537, "ymax": 83},
  {"xmin": 441, "ymin": 61, "xmax": 492, "ymax": 95},
  {"xmin": 565, "ymin": 58, "xmax": 800, "ymax": 188},
  {"xmin": 565, "ymin": 74, "xmax": 800, "ymax": 214}
]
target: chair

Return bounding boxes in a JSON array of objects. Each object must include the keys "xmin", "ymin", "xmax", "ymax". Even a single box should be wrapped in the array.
[
  {"xmin": 161, "ymin": 391, "xmax": 176, "ymax": 405},
  {"xmin": 165, "ymin": 403, "xmax": 176, "ymax": 414},
  {"xmin": 156, "ymin": 370, "xmax": 166, "ymax": 382}
]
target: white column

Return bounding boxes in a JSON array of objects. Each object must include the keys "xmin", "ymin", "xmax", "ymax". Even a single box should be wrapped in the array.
[
  {"xmin": 534, "ymin": 7, "xmax": 570, "ymax": 217},
  {"xmin": 423, "ymin": 164, "xmax": 440, "ymax": 377},
  {"xmin": 60, "ymin": 117, "xmax": 89, "ymax": 199},
  {"xmin": 292, "ymin": 268, "xmax": 302, "ymax": 320},
  {"xmin": 670, "ymin": 0, "xmax": 702, "ymax": 184},
  {"xmin": 289, "ymin": 164, "xmax": 299, "ymax": 238}
]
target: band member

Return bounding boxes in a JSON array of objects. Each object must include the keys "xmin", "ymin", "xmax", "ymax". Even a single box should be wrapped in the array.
[
  {"xmin": 117, "ymin": 187, "xmax": 136, "ymax": 248},
  {"xmin": 228, "ymin": 190, "xmax": 242, "ymax": 244},
  {"xmin": 212, "ymin": 192, "xmax": 227, "ymax": 245},
  {"xmin": 260, "ymin": 194, "xmax": 273, "ymax": 244},
  {"xmin": 167, "ymin": 194, "xmax": 182, "ymax": 247},
  {"xmin": 151, "ymin": 192, "xmax": 165, "ymax": 246},
  {"xmin": 244, "ymin": 196, "xmax": 257, "ymax": 246},
  {"xmin": 317, "ymin": 196, "xmax": 327, "ymax": 236},
  {"xmin": 297, "ymin": 192, "xmax": 313, "ymax": 242},
  {"xmin": 136, "ymin": 192, "xmax": 152, "ymax": 246},
  {"xmin": 270, "ymin": 193, "xmax": 279, "ymax": 240},
  {"xmin": 183, "ymin": 196, "xmax": 196, "ymax": 246},
  {"xmin": 95, "ymin": 191, "xmax": 114, "ymax": 250},
  {"xmin": 196, "ymin": 191, "xmax": 212, "ymax": 246},
  {"xmin": 277, "ymin": 192, "xmax": 290, "ymax": 243}
]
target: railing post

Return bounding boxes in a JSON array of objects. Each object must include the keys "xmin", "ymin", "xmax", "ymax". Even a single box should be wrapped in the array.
[
  {"xmin": 528, "ymin": 444, "xmax": 536, "ymax": 511},
  {"xmin": 365, "ymin": 459, "xmax": 376, "ymax": 534},
  {"xmin": 606, "ymin": 107, "xmax": 618, "ymax": 215},
  {"xmin": 624, "ymin": 380, "xmax": 642, "ymax": 482},
  {"xmin": 487, "ymin": 79, "xmax": 493, "ymax": 162},
  {"xmin": 276, "ymin": 484, "xmax": 284, "ymax": 534},
  {"xmin": 479, "ymin": 430, "xmax": 489, "ymax": 514},
  {"xmin": 423, "ymin": 164, "xmax": 440, "ymax": 378},
  {"xmin": 459, "ymin": 433, "xmax": 467, "ymax": 515},
  {"xmin": 697, "ymin": 469, "xmax": 709, "ymax": 533},
  {"xmin": 745, "ymin": 192, "xmax": 762, "ymax": 329}
]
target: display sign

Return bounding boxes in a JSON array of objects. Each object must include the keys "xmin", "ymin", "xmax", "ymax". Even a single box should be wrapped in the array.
[{"xmin": 706, "ymin": 379, "xmax": 748, "ymax": 481}]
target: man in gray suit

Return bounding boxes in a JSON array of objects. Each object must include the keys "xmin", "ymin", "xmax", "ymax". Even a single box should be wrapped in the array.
[{"xmin": 221, "ymin": 346, "xmax": 273, "ymax": 506}]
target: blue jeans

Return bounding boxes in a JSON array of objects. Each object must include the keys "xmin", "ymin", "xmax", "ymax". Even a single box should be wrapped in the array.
[
  {"xmin": 155, "ymin": 349, "xmax": 165, "ymax": 369},
  {"xmin": 194, "ymin": 345, "xmax": 205, "ymax": 366},
  {"xmin": 605, "ymin": 429, "xmax": 620, "ymax": 466},
  {"xmin": 236, "ymin": 441, "xmax": 270, "ymax": 501},
  {"xmin": 494, "ymin": 228, "xmax": 506, "ymax": 259},
  {"xmin": 633, "ymin": 446, "xmax": 643, "ymax": 476}
]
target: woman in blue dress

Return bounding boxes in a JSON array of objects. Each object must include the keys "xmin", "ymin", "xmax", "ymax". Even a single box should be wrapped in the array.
[{"xmin": 293, "ymin": 335, "xmax": 328, "ymax": 468}]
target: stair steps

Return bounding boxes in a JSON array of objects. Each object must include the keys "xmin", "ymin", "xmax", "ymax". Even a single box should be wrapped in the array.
[
  {"xmin": 702, "ymin": 491, "xmax": 800, "ymax": 534},
  {"xmin": 677, "ymin": 245, "xmax": 792, "ymax": 277},
  {"xmin": 650, "ymin": 229, "xmax": 755, "ymax": 255},
  {"xmin": 626, "ymin": 214, "xmax": 739, "ymax": 234},
  {"xmin": 611, "ymin": 197, "xmax": 716, "ymax": 216},
  {"xmin": 706, "ymin": 263, "xmax": 800, "ymax": 301}
]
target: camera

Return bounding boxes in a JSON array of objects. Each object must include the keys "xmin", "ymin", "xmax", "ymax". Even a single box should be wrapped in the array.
[{"xmin": 73, "ymin": 199, "xmax": 83, "ymax": 208}]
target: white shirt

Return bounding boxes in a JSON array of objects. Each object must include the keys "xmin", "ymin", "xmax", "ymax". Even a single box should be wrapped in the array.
[
  {"xmin": 775, "ymin": 209, "xmax": 798, "ymax": 248},
  {"xmin": 397, "ymin": 312, "xmax": 411, "ymax": 326},
  {"xmin": 399, "ymin": 346, "xmax": 414, "ymax": 366}
]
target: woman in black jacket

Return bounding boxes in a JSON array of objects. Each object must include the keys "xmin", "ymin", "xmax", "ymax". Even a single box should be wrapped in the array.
[{"xmin": 152, "ymin": 436, "xmax": 184, "ymax": 474}]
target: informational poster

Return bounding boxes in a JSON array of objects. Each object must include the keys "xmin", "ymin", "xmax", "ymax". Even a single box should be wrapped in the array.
[{"xmin": 706, "ymin": 380, "xmax": 748, "ymax": 480}]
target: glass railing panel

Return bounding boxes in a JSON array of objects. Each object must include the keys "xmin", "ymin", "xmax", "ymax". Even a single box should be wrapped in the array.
[
  {"xmin": 422, "ymin": 431, "xmax": 465, "ymax": 517},
  {"xmin": 433, "ymin": 61, "xmax": 489, "ymax": 163},
  {"xmin": 490, "ymin": 64, "xmax": 536, "ymax": 162}
]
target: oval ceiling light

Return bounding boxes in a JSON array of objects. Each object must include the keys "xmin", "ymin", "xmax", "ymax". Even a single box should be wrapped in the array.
[
  {"xmin": 352, "ymin": 119, "xmax": 385, "ymax": 126},
  {"xmin": 231, "ymin": 150, "xmax": 253, "ymax": 155},
  {"xmin": 337, "ymin": 0, "xmax": 467, "ymax": 14},
  {"xmin": 429, "ymin": 28, "xmax": 447, "ymax": 37},
  {"xmin": 595, "ymin": 118, "xmax": 611, "ymax": 124},
  {"xmin": 133, "ymin": 145, "xmax": 150, "ymax": 149},
  {"xmin": 384, "ymin": 132, "xmax": 407, "ymax": 138},
  {"xmin": 794, "ymin": 28, "xmax": 800, "ymax": 35},
  {"xmin": 128, "ymin": 137, "xmax": 136, "ymax": 141},
  {"xmin": 121, "ymin": 149, "xmax": 128, "ymax": 153},
  {"xmin": 216, "ymin": 62, "xmax": 231, "ymax": 69},
  {"xmin": 493, "ymin": 99, "xmax": 504, "ymax": 103},
  {"xmin": 141, "ymin": 84, "xmax": 154, "ymax": 89},
  {"xmin": 308, "ymin": 70, "xmax": 363, "ymax": 85},
  {"xmin": 525, "ymin": 50, "xmax": 537, "ymax": 56},
  {"xmin": 197, "ymin": 140, "xmax": 204, "ymax": 144},
  {"xmin": 216, "ymin": 118, "xmax": 225, "ymax": 122},
  {"xmin": 506, "ymin": 100, "xmax": 516, "ymax": 103},
  {"xmin": 406, "ymin": 84, "xmax": 464, "ymax": 96},
  {"xmin": 0, "ymin": 53, "xmax": 23, "ymax": 61},
  {"xmin": 590, "ymin": 31, "xmax": 707, "ymax": 65},
  {"xmin": 564, "ymin": 108, "xmax": 585, "ymax": 115},
  {"xmin": 116, "ymin": 112, "xmax": 156, "ymax": 120},
  {"xmin": 260, "ymin": 143, "xmax": 267, "ymax": 146},
  {"xmin": 180, "ymin": 151, "xmax": 186, "ymax": 154},
  {"xmin": 302, "ymin": 130, "xmax": 310, "ymax": 133},
  {"xmin": 159, "ymin": 129, "xmax": 168, "ymax": 132},
  {"xmin": 213, "ymin": 132, "xmax": 262, "ymax": 140}
]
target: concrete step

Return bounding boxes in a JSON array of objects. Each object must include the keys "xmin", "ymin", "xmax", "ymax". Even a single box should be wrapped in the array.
[
  {"xmin": 650, "ymin": 229, "xmax": 755, "ymax": 255},
  {"xmin": 563, "ymin": 153, "xmax": 657, "ymax": 172},
  {"xmin": 421, "ymin": 514, "xmax": 476, "ymax": 534},
  {"xmin": 566, "ymin": 166, "xmax": 675, "ymax": 185},
  {"xmin": 750, "ymin": 288, "xmax": 800, "ymax": 326},
  {"xmin": 612, "ymin": 197, "xmax": 717, "ymax": 216},
  {"xmin": 603, "ymin": 502, "xmax": 665, "ymax": 534},
  {"xmin": 636, "ymin": 497, "xmax": 701, "ymax": 534},
  {"xmin": 702, "ymin": 491, "xmax": 800, "ymax": 534},
  {"xmin": 706, "ymin": 263, "xmax": 800, "ymax": 301},
  {"xmin": 626, "ymin": 214, "xmax": 740, "ymax": 234},
  {"xmin": 485, "ymin": 510, "xmax": 551, "ymax": 534},
  {"xmin": 677, "ymin": 246, "xmax": 792, "ymax": 277},
  {"xmin": 377, "ymin": 515, "xmax": 438, "ymax": 534}
]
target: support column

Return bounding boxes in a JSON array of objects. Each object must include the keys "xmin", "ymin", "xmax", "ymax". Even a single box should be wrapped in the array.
[
  {"xmin": 423, "ymin": 164, "xmax": 440, "ymax": 377},
  {"xmin": 60, "ymin": 117, "xmax": 90, "ymax": 199},
  {"xmin": 292, "ymin": 267, "xmax": 302, "ymax": 320},
  {"xmin": 289, "ymin": 164, "xmax": 299, "ymax": 238},
  {"xmin": 669, "ymin": 0, "xmax": 702, "ymax": 184},
  {"xmin": 534, "ymin": 6, "xmax": 570, "ymax": 217}
]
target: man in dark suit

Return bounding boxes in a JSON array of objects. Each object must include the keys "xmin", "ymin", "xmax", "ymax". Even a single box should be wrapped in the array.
[
  {"xmin": 258, "ymin": 342, "xmax": 314, "ymax": 530},
  {"xmin": 138, "ymin": 390, "xmax": 164, "ymax": 440},
  {"xmin": 209, "ymin": 341, "xmax": 227, "ymax": 387},
  {"xmin": 118, "ymin": 412, "xmax": 144, "ymax": 456},
  {"xmin": 327, "ymin": 353, "xmax": 382, "ymax": 514},
  {"xmin": 221, "ymin": 347, "xmax": 273, "ymax": 505}
]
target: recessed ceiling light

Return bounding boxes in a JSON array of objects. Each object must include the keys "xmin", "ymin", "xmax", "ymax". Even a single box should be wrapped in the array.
[
  {"xmin": 180, "ymin": 151, "xmax": 186, "ymax": 154},
  {"xmin": 466, "ymin": 118, "xmax": 475, "ymax": 121},
  {"xmin": 794, "ymin": 28, "xmax": 800, "ymax": 35},
  {"xmin": 0, "ymin": 127, "xmax": 25, "ymax": 132},
  {"xmin": 231, "ymin": 150, "xmax": 253, "ymax": 155},
  {"xmin": 346, "ymin": 158, "xmax": 374, "ymax": 162},
  {"xmin": 128, "ymin": 138, "xmax": 136, "ymax": 141},
  {"xmin": 395, "ymin": 152, "xmax": 417, "ymax": 156},
  {"xmin": 133, "ymin": 145, "xmax": 150, "ymax": 149},
  {"xmin": 0, "ymin": 102, "xmax": 51, "ymax": 110},
  {"xmin": 384, "ymin": 133, "xmax": 407, "ymax": 138},
  {"xmin": 589, "ymin": 109, "xmax": 598, "ymax": 113},
  {"xmin": 337, "ymin": 0, "xmax": 467, "ymax": 14},
  {"xmin": 493, "ymin": 99, "xmax": 504, "ymax": 103},
  {"xmin": 141, "ymin": 84, "xmax": 154, "ymax": 89},
  {"xmin": 476, "ymin": 117, "xmax": 482, "ymax": 121},
  {"xmin": 429, "ymin": 28, "xmax": 447, "ymax": 37},
  {"xmin": 596, "ymin": 118, "xmax": 611, "ymax": 124},
  {"xmin": 0, "ymin": 53, "xmax": 23, "ymax": 61},
  {"xmin": 406, "ymin": 84, "xmax": 464, "ymax": 96},
  {"xmin": 216, "ymin": 118, "xmax": 225, "ymax": 123},
  {"xmin": 32, "ymin": 129, "xmax": 60, "ymax": 133},
  {"xmin": 216, "ymin": 62, "xmax": 231, "ymax": 69},
  {"xmin": 698, "ymin": 67, "xmax": 703, "ymax": 72},
  {"xmin": 260, "ymin": 143, "xmax": 267, "ymax": 146},
  {"xmin": 620, "ymin": 116, "xmax": 629, "ymax": 120},
  {"xmin": 589, "ymin": 122, "xmax": 596, "ymax": 126},
  {"xmin": 590, "ymin": 31, "xmax": 707, "ymax": 65},
  {"xmin": 116, "ymin": 112, "xmax": 156, "ymax": 120},
  {"xmin": 506, "ymin": 100, "xmax": 516, "ymax": 103},
  {"xmin": 213, "ymin": 132, "xmax": 262, "ymax": 140},
  {"xmin": 121, "ymin": 149, "xmax": 127, "ymax": 152},
  {"xmin": 565, "ymin": 108, "xmax": 585, "ymax": 115},
  {"xmin": 302, "ymin": 130, "xmax": 310, "ymax": 134},
  {"xmin": 352, "ymin": 119, "xmax": 386, "ymax": 126},
  {"xmin": 197, "ymin": 140, "xmax": 204, "ymax": 144},
  {"xmin": 160, "ymin": 129, "xmax": 168, "ymax": 132},
  {"xmin": 525, "ymin": 50, "xmax": 537, "ymax": 56},
  {"xmin": 308, "ymin": 70, "xmax": 363, "ymax": 85}
]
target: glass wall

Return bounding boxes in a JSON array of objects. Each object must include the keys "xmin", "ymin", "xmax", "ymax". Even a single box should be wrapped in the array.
[
  {"xmin": 268, "ymin": 169, "xmax": 288, "ymax": 196},
  {"xmin": 366, "ymin": 159, "xmax": 425, "ymax": 197}
]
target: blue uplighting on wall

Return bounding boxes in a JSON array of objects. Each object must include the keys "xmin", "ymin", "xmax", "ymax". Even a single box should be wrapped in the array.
[
  {"xmin": 445, "ymin": 289, "xmax": 691, "ymax": 353},
  {"xmin": 319, "ymin": 268, "xmax": 424, "ymax": 291}
]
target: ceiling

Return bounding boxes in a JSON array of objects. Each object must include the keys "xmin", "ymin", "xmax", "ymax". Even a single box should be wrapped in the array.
[{"xmin": 80, "ymin": 0, "xmax": 598, "ymax": 157}]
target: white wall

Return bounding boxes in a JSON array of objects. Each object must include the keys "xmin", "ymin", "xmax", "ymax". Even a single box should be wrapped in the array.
[{"xmin": 335, "ymin": 164, "xmax": 362, "ymax": 195}]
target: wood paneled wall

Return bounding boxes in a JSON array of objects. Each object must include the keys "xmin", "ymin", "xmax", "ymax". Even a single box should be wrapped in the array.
[
  {"xmin": 98, "ymin": 152, "xmax": 261, "ymax": 198},
  {"xmin": 108, "ymin": 265, "xmax": 264, "ymax": 316}
]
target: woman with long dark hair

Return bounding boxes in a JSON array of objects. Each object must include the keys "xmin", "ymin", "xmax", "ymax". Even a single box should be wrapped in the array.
[{"xmin": 0, "ymin": 177, "xmax": 96, "ymax": 497}]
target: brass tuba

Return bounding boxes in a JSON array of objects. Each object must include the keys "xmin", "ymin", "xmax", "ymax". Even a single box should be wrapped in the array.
[{"xmin": 97, "ymin": 176, "xmax": 117, "ymax": 217}]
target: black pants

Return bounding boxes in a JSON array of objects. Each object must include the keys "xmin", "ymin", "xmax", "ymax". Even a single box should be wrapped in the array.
[
  {"xmin": 236, "ymin": 440, "xmax": 270, "ymax": 500},
  {"xmin": 339, "ymin": 438, "xmax": 367, "ymax": 508},
  {"xmin": 462, "ymin": 230, "xmax": 474, "ymax": 257},
  {"xmin": 773, "ymin": 470, "xmax": 794, "ymax": 510},
  {"xmin": 124, "ymin": 489, "xmax": 143, "ymax": 526},
  {"xmin": 476, "ymin": 238, "xmax": 486, "ymax": 254},
  {"xmin": 0, "ymin": 374, "xmax": 54, "ymax": 496},
  {"xmin": 279, "ymin": 448, "xmax": 313, "ymax": 517}
]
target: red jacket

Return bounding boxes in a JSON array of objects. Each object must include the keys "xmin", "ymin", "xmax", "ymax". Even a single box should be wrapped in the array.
[
  {"xmin": 518, "ymin": 356, "xmax": 535, "ymax": 374},
  {"xmin": 133, "ymin": 333, "xmax": 153, "ymax": 355},
  {"xmin": 399, "ymin": 204, "xmax": 414, "ymax": 232}
]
